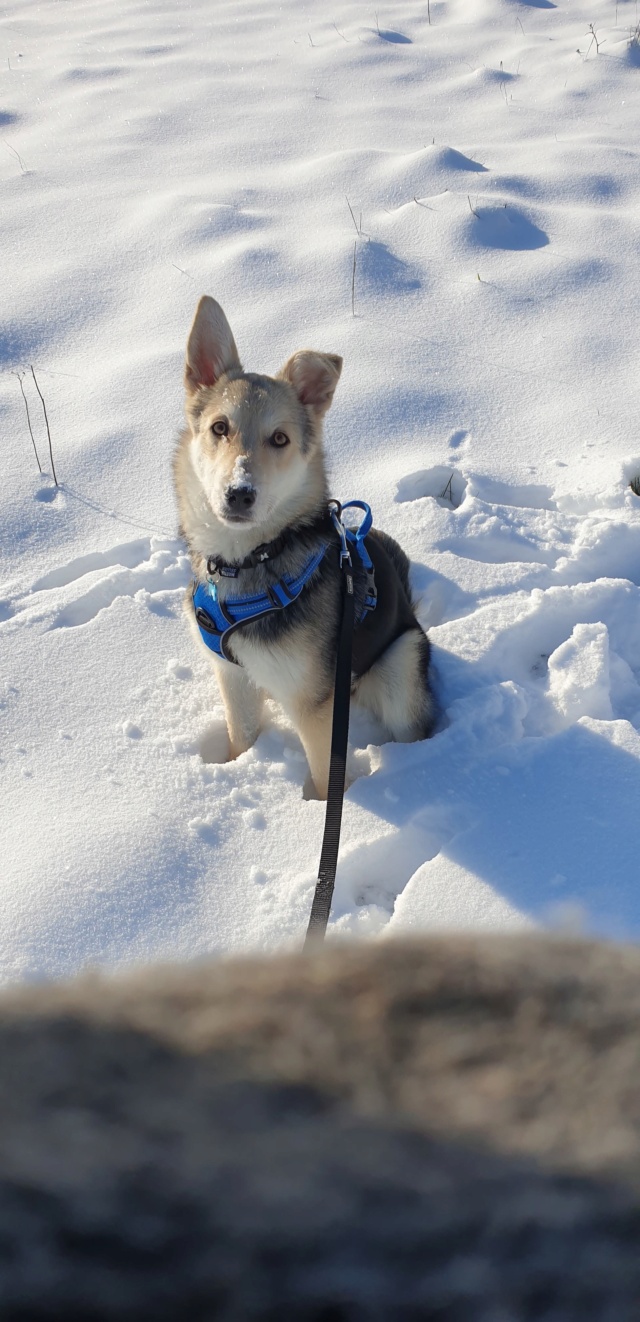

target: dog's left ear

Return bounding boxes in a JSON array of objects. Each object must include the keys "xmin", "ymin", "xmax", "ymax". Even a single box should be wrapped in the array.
[{"xmin": 278, "ymin": 351, "xmax": 343, "ymax": 418}]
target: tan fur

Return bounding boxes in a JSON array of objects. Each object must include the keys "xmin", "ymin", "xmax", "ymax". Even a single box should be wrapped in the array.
[
  {"xmin": 6, "ymin": 935, "xmax": 640, "ymax": 1187},
  {"xmin": 289, "ymin": 693, "xmax": 334, "ymax": 800},
  {"xmin": 355, "ymin": 628, "xmax": 435, "ymax": 739},
  {"xmin": 213, "ymin": 660, "xmax": 263, "ymax": 759}
]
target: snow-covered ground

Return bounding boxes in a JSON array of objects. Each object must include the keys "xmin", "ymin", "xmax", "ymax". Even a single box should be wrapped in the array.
[{"xmin": 2, "ymin": 0, "xmax": 640, "ymax": 982}]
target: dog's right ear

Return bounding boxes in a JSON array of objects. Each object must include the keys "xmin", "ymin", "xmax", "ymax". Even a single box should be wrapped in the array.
[{"xmin": 184, "ymin": 296, "xmax": 242, "ymax": 397}]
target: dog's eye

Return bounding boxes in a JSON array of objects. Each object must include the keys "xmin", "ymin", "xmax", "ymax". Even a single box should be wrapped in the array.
[
  {"xmin": 270, "ymin": 430, "xmax": 290, "ymax": 448},
  {"xmin": 211, "ymin": 419, "xmax": 229, "ymax": 438}
]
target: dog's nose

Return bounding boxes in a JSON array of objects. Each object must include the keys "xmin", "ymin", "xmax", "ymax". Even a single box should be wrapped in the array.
[{"xmin": 225, "ymin": 485, "xmax": 256, "ymax": 511}]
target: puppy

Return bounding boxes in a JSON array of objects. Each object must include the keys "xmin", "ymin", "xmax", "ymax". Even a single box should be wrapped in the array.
[{"xmin": 173, "ymin": 296, "xmax": 434, "ymax": 798}]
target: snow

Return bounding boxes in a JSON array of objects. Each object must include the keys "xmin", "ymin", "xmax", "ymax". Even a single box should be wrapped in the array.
[
  {"xmin": 2, "ymin": 0, "xmax": 640, "ymax": 982},
  {"xmin": 230, "ymin": 455, "xmax": 253, "ymax": 491}
]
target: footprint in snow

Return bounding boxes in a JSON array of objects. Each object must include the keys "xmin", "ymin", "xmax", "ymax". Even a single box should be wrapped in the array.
[
  {"xmin": 360, "ymin": 241, "xmax": 422, "ymax": 295},
  {"xmin": 6, "ymin": 537, "xmax": 190, "ymax": 631},
  {"xmin": 468, "ymin": 204, "xmax": 549, "ymax": 252},
  {"xmin": 448, "ymin": 429, "xmax": 469, "ymax": 451},
  {"xmin": 375, "ymin": 28, "xmax": 412, "ymax": 44},
  {"xmin": 395, "ymin": 466, "xmax": 467, "ymax": 509},
  {"xmin": 34, "ymin": 485, "xmax": 59, "ymax": 504}
]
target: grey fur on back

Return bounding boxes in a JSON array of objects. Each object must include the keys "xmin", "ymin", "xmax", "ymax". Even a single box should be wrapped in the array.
[{"xmin": 2, "ymin": 935, "xmax": 640, "ymax": 1318}]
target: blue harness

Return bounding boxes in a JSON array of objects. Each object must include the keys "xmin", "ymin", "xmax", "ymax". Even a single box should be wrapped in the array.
[{"xmin": 192, "ymin": 501, "xmax": 377, "ymax": 664}]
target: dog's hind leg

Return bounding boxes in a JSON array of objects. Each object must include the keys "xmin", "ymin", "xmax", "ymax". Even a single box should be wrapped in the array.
[
  {"xmin": 354, "ymin": 628, "xmax": 435, "ymax": 743},
  {"xmin": 214, "ymin": 661, "xmax": 264, "ymax": 760}
]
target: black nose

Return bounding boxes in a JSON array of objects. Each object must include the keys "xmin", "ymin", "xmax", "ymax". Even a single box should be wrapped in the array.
[{"xmin": 225, "ymin": 485, "xmax": 256, "ymax": 510}]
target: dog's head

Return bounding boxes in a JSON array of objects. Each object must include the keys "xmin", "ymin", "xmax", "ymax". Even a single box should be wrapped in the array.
[{"xmin": 183, "ymin": 296, "xmax": 342, "ymax": 530}]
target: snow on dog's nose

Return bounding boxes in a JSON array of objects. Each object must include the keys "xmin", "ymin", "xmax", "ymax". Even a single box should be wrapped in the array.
[{"xmin": 223, "ymin": 454, "xmax": 256, "ymax": 519}]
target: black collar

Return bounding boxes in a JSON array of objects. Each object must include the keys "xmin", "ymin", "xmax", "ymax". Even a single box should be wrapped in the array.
[
  {"xmin": 206, "ymin": 510, "xmax": 333, "ymax": 581},
  {"xmin": 207, "ymin": 532, "xmax": 290, "ymax": 580}
]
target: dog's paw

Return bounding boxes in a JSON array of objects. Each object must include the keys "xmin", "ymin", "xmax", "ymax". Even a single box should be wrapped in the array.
[{"xmin": 303, "ymin": 772, "xmax": 327, "ymax": 802}]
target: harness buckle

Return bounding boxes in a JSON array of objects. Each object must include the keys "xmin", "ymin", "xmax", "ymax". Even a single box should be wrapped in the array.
[
  {"xmin": 266, "ymin": 583, "xmax": 286, "ymax": 610},
  {"xmin": 194, "ymin": 605, "xmax": 222, "ymax": 636},
  {"xmin": 329, "ymin": 503, "xmax": 352, "ymax": 571},
  {"xmin": 266, "ymin": 579, "xmax": 296, "ymax": 609}
]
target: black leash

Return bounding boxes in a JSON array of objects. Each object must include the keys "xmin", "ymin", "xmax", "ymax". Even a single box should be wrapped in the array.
[{"xmin": 304, "ymin": 527, "xmax": 355, "ymax": 948}]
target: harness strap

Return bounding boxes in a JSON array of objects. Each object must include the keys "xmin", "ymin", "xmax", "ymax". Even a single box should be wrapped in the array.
[
  {"xmin": 192, "ymin": 500, "xmax": 376, "ymax": 665},
  {"xmin": 193, "ymin": 544, "xmax": 327, "ymax": 662}
]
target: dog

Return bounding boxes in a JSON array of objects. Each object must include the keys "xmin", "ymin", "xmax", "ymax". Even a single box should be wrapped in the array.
[{"xmin": 173, "ymin": 296, "xmax": 435, "ymax": 798}]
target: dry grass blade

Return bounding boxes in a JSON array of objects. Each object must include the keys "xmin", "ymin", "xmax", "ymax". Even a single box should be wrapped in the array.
[
  {"xmin": 346, "ymin": 196, "xmax": 361, "ymax": 236},
  {"xmin": 30, "ymin": 365, "xmax": 58, "ymax": 487},
  {"xmin": 13, "ymin": 371, "xmax": 42, "ymax": 473}
]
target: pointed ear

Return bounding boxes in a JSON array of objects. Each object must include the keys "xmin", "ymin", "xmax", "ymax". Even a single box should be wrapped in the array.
[
  {"xmin": 184, "ymin": 296, "xmax": 242, "ymax": 396},
  {"xmin": 278, "ymin": 351, "xmax": 343, "ymax": 417}
]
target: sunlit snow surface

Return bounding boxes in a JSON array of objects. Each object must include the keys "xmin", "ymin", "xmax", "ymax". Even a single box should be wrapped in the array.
[{"xmin": 2, "ymin": 0, "xmax": 640, "ymax": 981}]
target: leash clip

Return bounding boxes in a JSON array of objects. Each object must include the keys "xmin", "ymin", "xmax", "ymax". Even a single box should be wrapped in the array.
[{"xmin": 328, "ymin": 501, "xmax": 352, "ymax": 571}]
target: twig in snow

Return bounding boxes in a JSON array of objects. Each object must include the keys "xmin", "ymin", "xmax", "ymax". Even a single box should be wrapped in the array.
[
  {"xmin": 62, "ymin": 482, "xmax": 175, "ymax": 537},
  {"xmin": 22, "ymin": 364, "xmax": 80, "ymax": 379},
  {"xmin": 414, "ymin": 195, "xmax": 434, "ymax": 210},
  {"xmin": 585, "ymin": 24, "xmax": 604, "ymax": 57},
  {"xmin": 467, "ymin": 194, "xmax": 480, "ymax": 219},
  {"xmin": 427, "ymin": 0, "xmax": 431, "ymax": 25},
  {"xmin": 351, "ymin": 241, "xmax": 357, "ymax": 316},
  {"xmin": 346, "ymin": 197, "xmax": 370, "ymax": 239},
  {"xmin": 30, "ymin": 365, "xmax": 58, "ymax": 486},
  {"xmin": 308, "ymin": 32, "xmax": 314, "ymax": 46},
  {"xmin": 515, "ymin": 17, "xmax": 525, "ymax": 37},
  {"xmin": 3, "ymin": 139, "xmax": 27, "ymax": 172},
  {"xmin": 333, "ymin": 22, "xmax": 349, "ymax": 41},
  {"xmin": 12, "ymin": 371, "xmax": 42, "ymax": 473},
  {"xmin": 439, "ymin": 474, "xmax": 454, "ymax": 502},
  {"xmin": 346, "ymin": 196, "xmax": 360, "ymax": 235},
  {"xmin": 172, "ymin": 263, "xmax": 196, "ymax": 281}
]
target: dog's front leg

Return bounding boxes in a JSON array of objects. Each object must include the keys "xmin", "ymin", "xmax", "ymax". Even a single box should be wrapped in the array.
[
  {"xmin": 291, "ymin": 697, "xmax": 333, "ymax": 801},
  {"xmin": 214, "ymin": 660, "xmax": 263, "ymax": 760}
]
